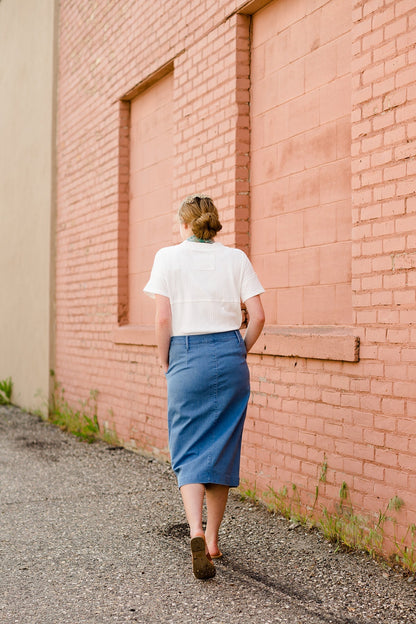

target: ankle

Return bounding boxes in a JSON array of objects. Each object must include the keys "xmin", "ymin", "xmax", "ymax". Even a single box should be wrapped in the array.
[
  {"xmin": 190, "ymin": 528, "xmax": 205, "ymax": 540},
  {"xmin": 205, "ymin": 535, "xmax": 219, "ymax": 550},
  {"xmin": 205, "ymin": 529, "xmax": 218, "ymax": 544}
]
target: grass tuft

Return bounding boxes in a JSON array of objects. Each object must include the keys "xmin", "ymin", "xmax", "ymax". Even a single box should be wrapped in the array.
[
  {"xmin": 239, "ymin": 461, "xmax": 416, "ymax": 574},
  {"xmin": 0, "ymin": 377, "xmax": 13, "ymax": 405},
  {"xmin": 49, "ymin": 381, "xmax": 100, "ymax": 443}
]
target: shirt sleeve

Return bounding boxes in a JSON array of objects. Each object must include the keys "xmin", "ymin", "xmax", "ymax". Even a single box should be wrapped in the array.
[
  {"xmin": 240, "ymin": 253, "xmax": 265, "ymax": 303},
  {"xmin": 143, "ymin": 249, "xmax": 170, "ymax": 299}
]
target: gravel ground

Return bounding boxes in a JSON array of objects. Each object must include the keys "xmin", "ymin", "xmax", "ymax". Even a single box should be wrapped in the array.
[{"xmin": 0, "ymin": 404, "xmax": 415, "ymax": 624}]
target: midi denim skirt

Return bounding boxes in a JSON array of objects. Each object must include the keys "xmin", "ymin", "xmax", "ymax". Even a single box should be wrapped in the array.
[{"xmin": 165, "ymin": 330, "xmax": 250, "ymax": 488}]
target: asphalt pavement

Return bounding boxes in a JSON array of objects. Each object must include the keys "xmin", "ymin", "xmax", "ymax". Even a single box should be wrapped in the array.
[{"xmin": 1, "ymin": 404, "xmax": 415, "ymax": 624}]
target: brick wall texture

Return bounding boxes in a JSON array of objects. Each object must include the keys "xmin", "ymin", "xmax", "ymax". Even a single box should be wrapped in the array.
[{"xmin": 56, "ymin": 0, "xmax": 416, "ymax": 551}]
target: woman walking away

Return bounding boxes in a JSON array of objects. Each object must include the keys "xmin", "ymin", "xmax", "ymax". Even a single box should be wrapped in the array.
[{"xmin": 144, "ymin": 194, "xmax": 265, "ymax": 579}]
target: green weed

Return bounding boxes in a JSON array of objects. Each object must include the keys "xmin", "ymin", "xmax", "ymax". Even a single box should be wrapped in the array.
[
  {"xmin": 241, "ymin": 461, "xmax": 416, "ymax": 574},
  {"xmin": 319, "ymin": 482, "xmax": 379, "ymax": 555},
  {"xmin": 393, "ymin": 523, "xmax": 416, "ymax": 573},
  {"xmin": 47, "ymin": 377, "xmax": 122, "ymax": 448},
  {"xmin": 0, "ymin": 377, "xmax": 13, "ymax": 405},
  {"xmin": 100, "ymin": 413, "xmax": 122, "ymax": 447},
  {"xmin": 239, "ymin": 479, "xmax": 259, "ymax": 503},
  {"xmin": 264, "ymin": 482, "xmax": 304, "ymax": 523},
  {"xmin": 49, "ymin": 382, "xmax": 100, "ymax": 443}
]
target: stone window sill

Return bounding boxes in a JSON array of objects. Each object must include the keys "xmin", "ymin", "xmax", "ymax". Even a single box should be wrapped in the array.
[
  {"xmin": 251, "ymin": 325, "xmax": 360, "ymax": 362},
  {"xmin": 112, "ymin": 325, "xmax": 156, "ymax": 347},
  {"xmin": 112, "ymin": 325, "xmax": 360, "ymax": 362}
]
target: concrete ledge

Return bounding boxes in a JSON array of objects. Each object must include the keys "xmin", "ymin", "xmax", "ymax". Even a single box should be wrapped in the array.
[
  {"xmin": 251, "ymin": 326, "xmax": 360, "ymax": 362},
  {"xmin": 112, "ymin": 325, "xmax": 156, "ymax": 346},
  {"xmin": 112, "ymin": 324, "xmax": 360, "ymax": 362}
]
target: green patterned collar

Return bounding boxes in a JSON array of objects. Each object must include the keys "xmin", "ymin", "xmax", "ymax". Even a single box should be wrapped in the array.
[{"xmin": 187, "ymin": 235, "xmax": 214, "ymax": 244}]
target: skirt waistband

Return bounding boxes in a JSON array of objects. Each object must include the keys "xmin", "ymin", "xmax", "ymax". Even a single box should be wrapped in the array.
[{"xmin": 170, "ymin": 330, "xmax": 243, "ymax": 347}]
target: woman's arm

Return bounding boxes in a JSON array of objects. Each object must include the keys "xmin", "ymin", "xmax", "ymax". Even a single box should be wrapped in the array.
[
  {"xmin": 243, "ymin": 294, "xmax": 265, "ymax": 353},
  {"xmin": 155, "ymin": 294, "xmax": 172, "ymax": 373}
]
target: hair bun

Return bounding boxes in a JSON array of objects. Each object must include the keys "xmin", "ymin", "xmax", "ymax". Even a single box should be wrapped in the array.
[
  {"xmin": 179, "ymin": 194, "xmax": 223, "ymax": 240},
  {"xmin": 192, "ymin": 211, "xmax": 222, "ymax": 240},
  {"xmin": 195, "ymin": 213, "xmax": 214, "ymax": 226}
]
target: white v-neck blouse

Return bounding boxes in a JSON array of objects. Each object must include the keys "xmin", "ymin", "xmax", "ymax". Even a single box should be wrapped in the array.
[{"xmin": 144, "ymin": 240, "xmax": 264, "ymax": 336}]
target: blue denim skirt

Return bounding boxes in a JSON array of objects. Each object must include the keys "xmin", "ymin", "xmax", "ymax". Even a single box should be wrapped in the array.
[{"xmin": 165, "ymin": 330, "xmax": 250, "ymax": 488}]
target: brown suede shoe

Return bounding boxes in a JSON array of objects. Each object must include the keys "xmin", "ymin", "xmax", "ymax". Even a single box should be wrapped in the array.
[{"xmin": 190, "ymin": 536, "xmax": 216, "ymax": 580}]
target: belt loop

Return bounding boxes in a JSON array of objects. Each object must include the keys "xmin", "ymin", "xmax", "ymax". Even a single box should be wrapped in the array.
[
  {"xmin": 185, "ymin": 335, "xmax": 189, "ymax": 351},
  {"xmin": 234, "ymin": 330, "xmax": 241, "ymax": 343}
]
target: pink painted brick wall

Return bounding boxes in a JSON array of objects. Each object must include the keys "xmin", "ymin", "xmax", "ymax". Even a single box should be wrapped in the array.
[
  {"xmin": 250, "ymin": 0, "xmax": 352, "ymax": 326},
  {"xmin": 129, "ymin": 73, "xmax": 174, "ymax": 326},
  {"xmin": 56, "ymin": 0, "xmax": 416, "ymax": 552}
]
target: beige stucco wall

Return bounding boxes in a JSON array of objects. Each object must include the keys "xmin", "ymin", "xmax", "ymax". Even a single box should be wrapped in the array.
[{"xmin": 0, "ymin": 0, "xmax": 57, "ymax": 413}]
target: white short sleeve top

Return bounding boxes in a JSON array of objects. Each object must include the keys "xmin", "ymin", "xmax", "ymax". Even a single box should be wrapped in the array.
[{"xmin": 143, "ymin": 240, "xmax": 264, "ymax": 336}]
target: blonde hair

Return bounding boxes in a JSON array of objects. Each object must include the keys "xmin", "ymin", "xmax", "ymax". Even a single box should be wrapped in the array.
[{"xmin": 179, "ymin": 194, "xmax": 222, "ymax": 240}]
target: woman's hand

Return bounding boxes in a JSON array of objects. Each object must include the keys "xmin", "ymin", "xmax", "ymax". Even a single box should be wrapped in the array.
[{"xmin": 243, "ymin": 295, "xmax": 265, "ymax": 353}]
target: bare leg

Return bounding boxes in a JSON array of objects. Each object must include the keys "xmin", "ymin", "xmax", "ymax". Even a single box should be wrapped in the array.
[
  {"xmin": 180, "ymin": 483, "xmax": 206, "ymax": 540},
  {"xmin": 205, "ymin": 484, "xmax": 229, "ymax": 557}
]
